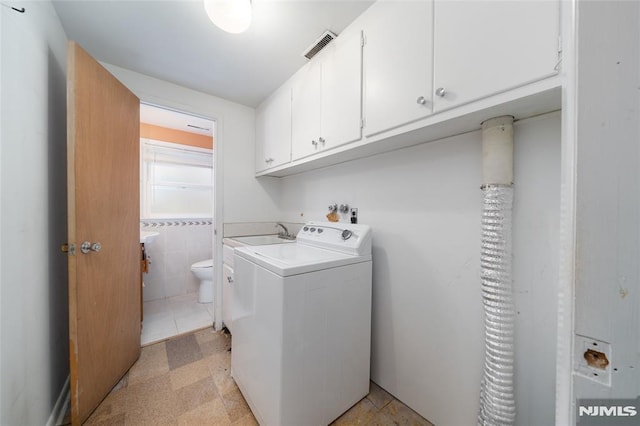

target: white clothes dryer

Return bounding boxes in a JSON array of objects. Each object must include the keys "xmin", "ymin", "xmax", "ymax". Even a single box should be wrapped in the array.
[{"xmin": 231, "ymin": 221, "xmax": 373, "ymax": 426}]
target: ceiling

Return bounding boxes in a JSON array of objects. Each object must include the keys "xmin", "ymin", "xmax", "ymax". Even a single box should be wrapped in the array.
[{"xmin": 52, "ymin": 0, "xmax": 374, "ymax": 108}]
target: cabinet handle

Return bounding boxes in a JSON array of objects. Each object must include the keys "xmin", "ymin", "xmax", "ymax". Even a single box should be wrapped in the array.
[
  {"xmin": 319, "ymin": 137, "xmax": 325, "ymax": 145},
  {"xmin": 416, "ymin": 96, "xmax": 427, "ymax": 105},
  {"xmin": 265, "ymin": 157, "xmax": 274, "ymax": 164},
  {"xmin": 227, "ymin": 276, "xmax": 234, "ymax": 284},
  {"xmin": 312, "ymin": 140, "xmax": 318, "ymax": 146},
  {"xmin": 435, "ymin": 87, "xmax": 446, "ymax": 97}
]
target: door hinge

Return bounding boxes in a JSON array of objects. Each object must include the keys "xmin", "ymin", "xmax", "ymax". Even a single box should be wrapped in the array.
[{"xmin": 61, "ymin": 243, "xmax": 76, "ymax": 256}]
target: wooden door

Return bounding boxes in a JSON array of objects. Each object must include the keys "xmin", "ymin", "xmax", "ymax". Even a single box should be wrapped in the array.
[{"xmin": 67, "ymin": 41, "xmax": 141, "ymax": 425}]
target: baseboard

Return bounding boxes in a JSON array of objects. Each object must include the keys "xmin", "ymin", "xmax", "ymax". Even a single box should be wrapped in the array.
[{"xmin": 46, "ymin": 375, "xmax": 70, "ymax": 426}]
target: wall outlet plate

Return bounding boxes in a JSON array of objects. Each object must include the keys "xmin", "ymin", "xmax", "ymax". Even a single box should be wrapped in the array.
[{"xmin": 574, "ymin": 334, "xmax": 612, "ymax": 386}]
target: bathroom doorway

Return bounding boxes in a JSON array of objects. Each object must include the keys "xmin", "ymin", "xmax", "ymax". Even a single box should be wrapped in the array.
[{"xmin": 138, "ymin": 103, "xmax": 216, "ymax": 345}]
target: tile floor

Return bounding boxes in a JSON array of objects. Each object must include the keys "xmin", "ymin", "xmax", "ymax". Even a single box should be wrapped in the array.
[
  {"xmin": 142, "ymin": 293, "xmax": 214, "ymax": 345},
  {"xmin": 82, "ymin": 328, "xmax": 434, "ymax": 426}
]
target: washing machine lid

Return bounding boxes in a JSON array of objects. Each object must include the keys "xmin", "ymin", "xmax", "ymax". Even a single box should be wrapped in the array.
[{"xmin": 234, "ymin": 243, "xmax": 371, "ymax": 277}]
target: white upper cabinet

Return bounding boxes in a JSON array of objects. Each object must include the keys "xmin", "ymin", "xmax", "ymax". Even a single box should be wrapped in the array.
[
  {"xmin": 291, "ymin": 59, "xmax": 322, "ymax": 160},
  {"xmin": 255, "ymin": 84, "xmax": 292, "ymax": 172},
  {"xmin": 433, "ymin": 0, "xmax": 560, "ymax": 111},
  {"xmin": 292, "ymin": 30, "xmax": 363, "ymax": 161},
  {"xmin": 362, "ymin": 0, "xmax": 434, "ymax": 137},
  {"xmin": 320, "ymin": 31, "xmax": 363, "ymax": 150}
]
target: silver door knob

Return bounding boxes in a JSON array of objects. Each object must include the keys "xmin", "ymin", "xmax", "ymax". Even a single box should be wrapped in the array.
[
  {"xmin": 416, "ymin": 96, "xmax": 427, "ymax": 105},
  {"xmin": 435, "ymin": 87, "xmax": 446, "ymax": 97},
  {"xmin": 81, "ymin": 241, "xmax": 101, "ymax": 254}
]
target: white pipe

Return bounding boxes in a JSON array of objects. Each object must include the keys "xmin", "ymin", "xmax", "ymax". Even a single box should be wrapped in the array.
[
  {"xmin": 482, "ymin": 116, "xmax": 514, "ymax": 186},
  {"xmin": 478, "ymin": 116, "xmax": 516, "ymax": 426}
]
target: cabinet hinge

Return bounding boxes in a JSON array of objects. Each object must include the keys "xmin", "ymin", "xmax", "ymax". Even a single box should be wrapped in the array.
[
  {"xmin": 361, "ymin": 33, "xmax": 365, "ymax": 47},
  {"xmin": 557, "ymin": 36, "xmax": 562, "ymax": 54},
  {"xmin": 554, "ymin": 36, "xmax": 563, "ymax": 72},
  {"xmin": 361, "ymin": 117, "xmax": 365, "ymax": 129}
]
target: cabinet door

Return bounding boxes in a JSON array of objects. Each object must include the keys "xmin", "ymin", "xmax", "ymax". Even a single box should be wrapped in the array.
[
  {"xmin": 222, "ymin": 263, "xmax": 234, "ymax": 333},
  {"xmin": 291, "ymin": 60, "xmax": 322, "ymax": 161},
  {"xmin": 255, "ymin": 85, "xmax": 292, "ymax": 172},
  {"xmin": 433, "ymin": 0, "xmax": 559, "ymax": 111},
  {"xmin": 363, "ymin": 0, "xmax": 433, "ymax": 137},
  {"xmin": 321, "ymin": 30, "xmax": 363, "ymax": 150}
]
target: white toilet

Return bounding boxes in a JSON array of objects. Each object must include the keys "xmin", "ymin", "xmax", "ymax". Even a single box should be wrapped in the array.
[{"xmin": 191, "ymin": 259, "xmax": 213, "ymax": 303}]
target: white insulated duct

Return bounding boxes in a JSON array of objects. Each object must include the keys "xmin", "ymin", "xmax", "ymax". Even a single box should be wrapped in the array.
[{"xmin": 478, "ymin": 116, "xmax": 516, "ymax": 426}]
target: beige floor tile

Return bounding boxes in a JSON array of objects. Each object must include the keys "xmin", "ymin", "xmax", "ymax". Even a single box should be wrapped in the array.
[
  {"xmin": 207, "ymin": 350, "xmax": 232, "ymax": 378},
  {"xmin": 127, "ymin": 342, "xmax": 169, "ymax": 386},
  {"xmin": 367, "ymin": 409, "xmax": 398, "ymax": 426},
  {"xmin": 178, "ymin": 398, "xmax": 232, "ymax": 426},
  {"xmin": 94, "ymin": 374, "xmax": 178, "ymax": 425},
  {"xmin": 166, "ymin": 334, "xmax": 203, "ymax": 370},
  {"xmin": 331, "ymin": 397, "xmax": 378, "ymax": 426},
  {"xmin": 169, "ymin": 357, "xmax": 213, "ymax": 390},
  {"xmin": 84, "ymin": 397, "xmax": 125, "ymax": 426},
  {"xmin": 198, "ymin": 332, "xmax": 232, "ymax": 357},
  {"xmin": 231, "ymin": 412, "xmax": 259, "ymax": 426},
  {"xmin": 379, "ymin": 399, "xmax": 434, "ymax": 426},
  {"xmin": 366, "ymin": 381, "xmax": 394, "ymax": 410},
  {"xmin": 173, "ymin": 376, "xmax": 221, "ymax": 418},
  {"xmin": 221, "ymin": 388, "xmax": 253, "ymax": 423},
  {"xmin": 212, "ymin": 371, "xmax": 240, "ymax": 396},
  {"xmin": 84, "ymin": 411, "xmax": 126, "ymax": 426},
  {"xmin": 193, "ymin": 327, "xmax": 218, "ymax": 345}
]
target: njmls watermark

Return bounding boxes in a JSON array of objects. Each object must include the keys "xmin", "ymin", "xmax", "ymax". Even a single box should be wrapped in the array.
[{"xmin": 577, "ymin": 397, "xmax": 640, "ymax": 425}]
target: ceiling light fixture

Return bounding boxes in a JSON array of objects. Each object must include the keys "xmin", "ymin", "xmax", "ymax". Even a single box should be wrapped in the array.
[{"xmin": 204, "ymin": 0, "xmax": 252, "ymax": 34}]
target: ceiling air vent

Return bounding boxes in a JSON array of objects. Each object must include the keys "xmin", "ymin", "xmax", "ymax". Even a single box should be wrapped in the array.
[{"xmin": 303, "ymin": 30, "xmax": 337, "ymax": 60}]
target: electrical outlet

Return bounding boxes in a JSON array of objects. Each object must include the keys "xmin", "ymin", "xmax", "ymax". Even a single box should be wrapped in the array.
[
  {"xmin": 574, "ymin": 335, "xmax": 612, "ymax": 386},
  {"xmin": 350, "ymin": 208, "xmax": 358, "ymax": 224}
]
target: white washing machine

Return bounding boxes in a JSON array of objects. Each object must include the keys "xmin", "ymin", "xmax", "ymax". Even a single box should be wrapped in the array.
[{"xmin": 231, "ymin": 221, "xmax": 373, "ymax": 426}]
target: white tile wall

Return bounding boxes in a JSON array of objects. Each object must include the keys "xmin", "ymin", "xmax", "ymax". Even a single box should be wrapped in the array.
[{"xmin": 141, "ymin": 221, "xmax": 213, "ymax": 301}]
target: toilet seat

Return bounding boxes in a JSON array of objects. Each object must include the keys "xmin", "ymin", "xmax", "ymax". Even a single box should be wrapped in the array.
[{"xmin": 192, "ymin": 259, "xmax": 213, "ymax": 269}]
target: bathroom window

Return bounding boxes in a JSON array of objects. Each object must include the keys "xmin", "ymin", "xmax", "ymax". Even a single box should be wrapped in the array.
[{"xmin": 141, "ymin": 139, "xmax": 213, "ymax": 218}]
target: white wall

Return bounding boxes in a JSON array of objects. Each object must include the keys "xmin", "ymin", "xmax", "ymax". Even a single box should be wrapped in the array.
[
  {"xmin": 0, "ymin": 1, "xmax": 70, "ymax": 424},
  {"xmin": 569, "ymin": 0, "xmax": 640, "ymax": 407},
  {"xmin": 141, "ymin": 221, "xmax": 213, "ymax": 301},
  {"xmin": 278, "ymin": 112, "xmax": 560, "ymax": 425},
  {"xmin": 102, "ymin": 63, "xmax": 281, "ymax": 224}
]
